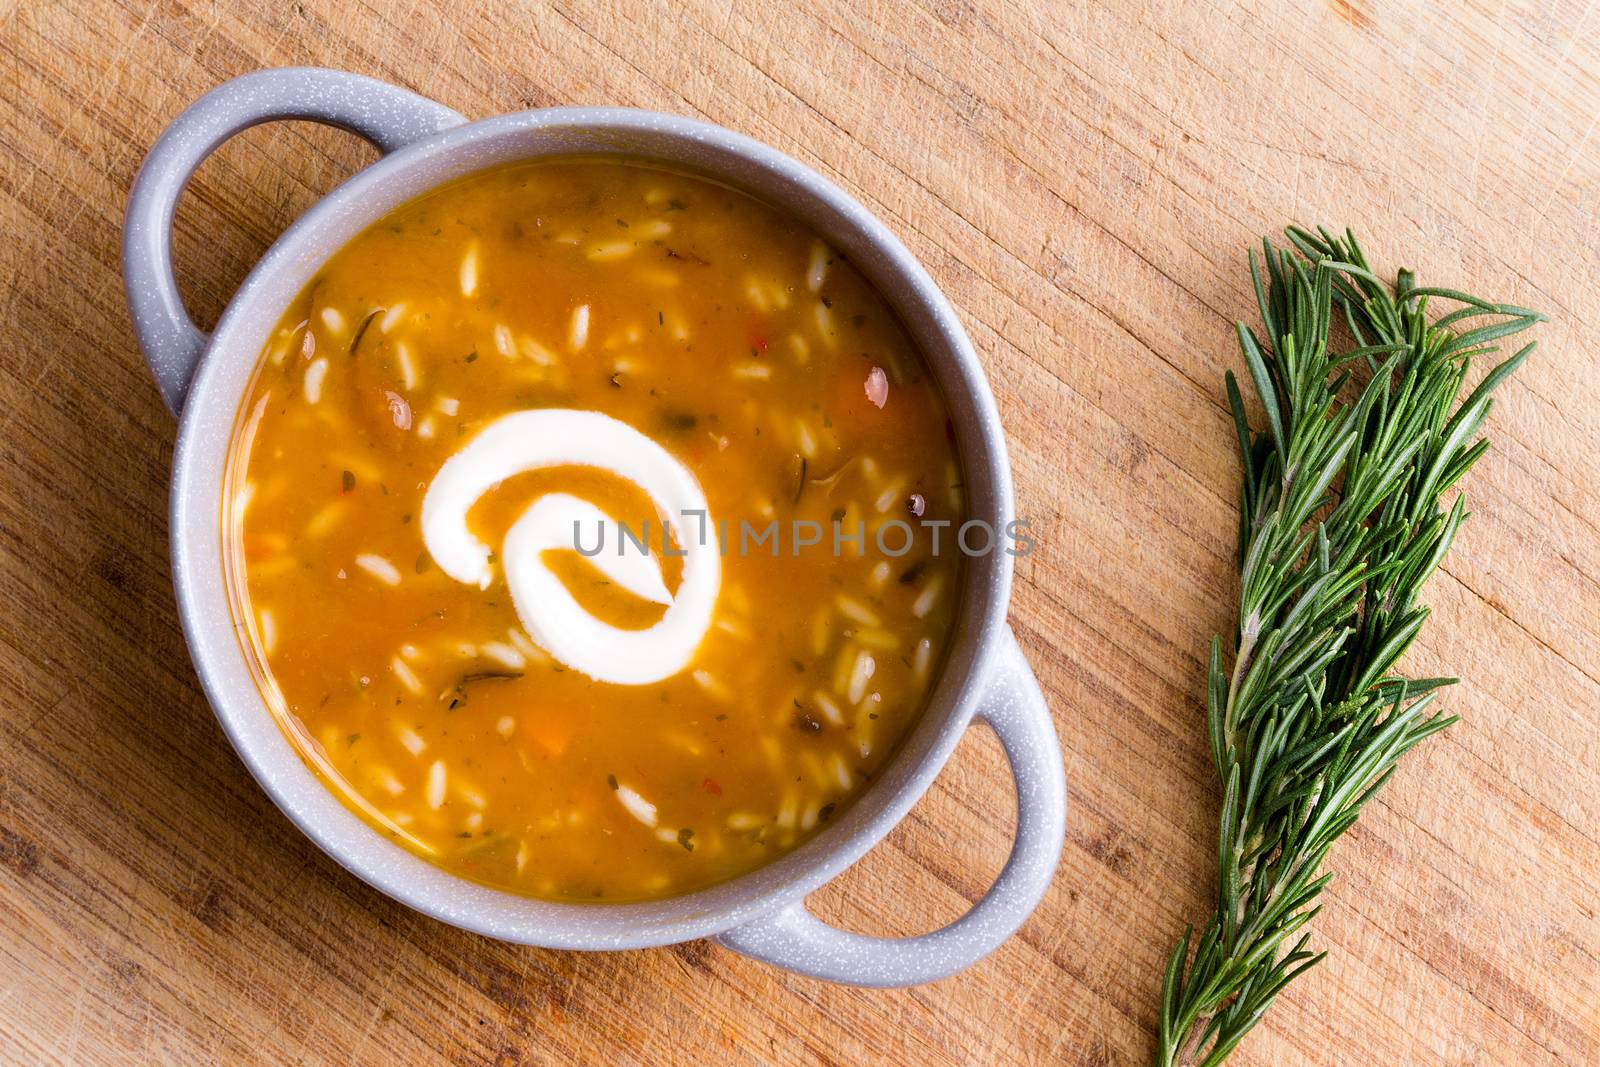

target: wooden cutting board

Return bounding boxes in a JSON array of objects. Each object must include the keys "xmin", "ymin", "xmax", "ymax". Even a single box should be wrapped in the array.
[{"xmin": 1, "ymin": 1, "xmax": 1595, "ymax": 1062}]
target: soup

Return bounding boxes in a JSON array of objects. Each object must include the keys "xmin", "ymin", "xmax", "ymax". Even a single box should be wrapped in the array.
[{"xmin": 224, "ymin": 159, "xmax": 965, "ymax": 901}]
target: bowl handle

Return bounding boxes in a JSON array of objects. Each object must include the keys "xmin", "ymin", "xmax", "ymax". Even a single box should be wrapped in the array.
[
  {"xmin": 715, "ymin": 625, "xmax": 1067, "ymax": 986},
  {"xmin": 122, "ymin": 68, "xmax": 466, "ymax": 415}
]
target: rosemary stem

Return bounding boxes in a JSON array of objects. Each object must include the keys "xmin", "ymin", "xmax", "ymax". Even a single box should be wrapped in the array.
[
  {"xmin": 1155, "ymin": 226, "xmax": 1541, "ymax": 1064},
  {"xmin": 1177, "ymin": 1020, "xmax": 1211, "ymax": 1067}
]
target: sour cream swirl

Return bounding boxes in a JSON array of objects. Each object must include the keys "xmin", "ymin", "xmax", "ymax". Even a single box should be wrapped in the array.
[{"xmin": 421, "ymin": 409, "xmax": 719, "ymax": 685}]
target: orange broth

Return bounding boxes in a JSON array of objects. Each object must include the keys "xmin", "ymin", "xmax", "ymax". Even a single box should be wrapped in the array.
[{"xmin": 224, "ymin": 159, "xmax": 965, "ymax": 901}]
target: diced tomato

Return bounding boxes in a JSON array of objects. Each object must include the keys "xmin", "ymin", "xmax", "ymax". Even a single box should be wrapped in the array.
[
  {"xmin": 746, "ymin": 315, "xmax": 769, "ymax": 354},
  {"xmin": 864, "ymin": 366, "xmax": 888, "ymax": 409}
]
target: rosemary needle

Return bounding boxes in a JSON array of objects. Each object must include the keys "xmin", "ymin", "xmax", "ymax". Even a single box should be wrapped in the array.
[{"xmin": 1155, "ymin": 227, "xmax": 1543, "ymax": 1066}]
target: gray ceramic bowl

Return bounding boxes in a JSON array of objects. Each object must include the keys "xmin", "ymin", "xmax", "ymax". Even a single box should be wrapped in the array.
[{"xmin": 122, "ymin": 67, "xmax": 1066, "ymax": 987}]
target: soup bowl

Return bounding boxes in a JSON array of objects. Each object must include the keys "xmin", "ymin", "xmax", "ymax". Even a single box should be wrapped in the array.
[{"xmin": 123, "ymin": 67, "xmax": 1065, "ymax": 987}]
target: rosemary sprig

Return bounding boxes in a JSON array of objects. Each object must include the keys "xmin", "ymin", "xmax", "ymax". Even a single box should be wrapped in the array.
[{"xmin": 1155, "ymin": 227, "xmax": 1543, "ymax": 1066}]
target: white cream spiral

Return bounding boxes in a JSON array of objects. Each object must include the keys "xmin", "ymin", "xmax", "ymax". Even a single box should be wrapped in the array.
[{"xmin": 421, "ymin": 409, "xmax": 720, "ymax": 685}]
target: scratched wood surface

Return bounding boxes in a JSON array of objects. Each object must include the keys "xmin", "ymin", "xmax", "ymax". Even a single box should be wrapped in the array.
[{"xmin": 1, "ymin": 1, "xmax": 1596, "ymax": 1063}]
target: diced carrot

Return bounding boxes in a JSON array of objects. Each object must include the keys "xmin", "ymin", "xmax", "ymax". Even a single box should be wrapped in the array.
[
  {"xmin": 243, "ymin": 533, "xmax": 277, "ymax": 562},
  {"xmin": 526, "ymin": 714, "xmax": 574, "ymax": 758}
]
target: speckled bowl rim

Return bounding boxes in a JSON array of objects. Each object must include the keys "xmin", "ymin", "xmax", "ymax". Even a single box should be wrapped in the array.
[{"xmin": 169, "ymin": 106, "xmax": 1014, "ymax": 950}]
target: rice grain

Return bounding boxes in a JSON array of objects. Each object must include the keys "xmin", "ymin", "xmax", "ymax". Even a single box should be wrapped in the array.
[
  {"xmin": 303, "ymin": 357, "xmax": 329, "ymax": 404},
  {"xmin": 460, "ymin": 242, "xmax": 480, "ymax": 296},
  {"xmin": 616, "ymin": 784, "xmax": 658, "ymax": 827},
  {"xmin": 425, "ymin": 760, "xmax": 446, "ymax": 809},
  {"xmin": 569, "ymin": 304, "xmax": 591, "ymax": 350},
  {"xmin": 356, "ymin": 553, "xmax": 402, "ymax": 586}
]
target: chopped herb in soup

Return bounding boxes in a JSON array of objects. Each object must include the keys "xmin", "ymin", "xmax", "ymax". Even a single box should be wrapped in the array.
[{"xmin": 224, "ymin": 159, "xmax": 965, "ymax": 901}]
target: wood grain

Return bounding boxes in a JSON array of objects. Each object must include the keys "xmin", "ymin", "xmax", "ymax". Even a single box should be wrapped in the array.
[{"xmin": 2, "ymin": 1, "xmax": 1597, "ymax": 1063}]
